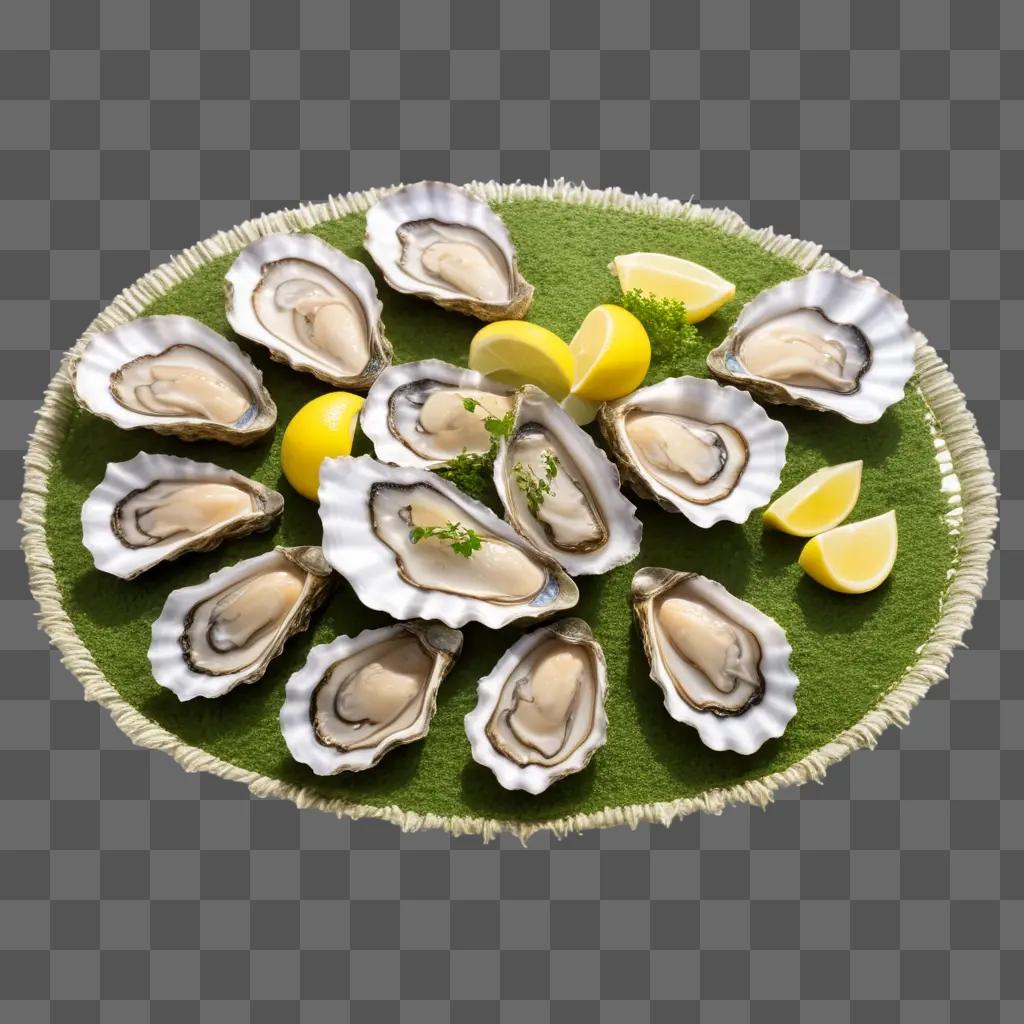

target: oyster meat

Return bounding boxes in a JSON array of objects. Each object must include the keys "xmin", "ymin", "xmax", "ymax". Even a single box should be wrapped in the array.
[
  {"xmin": 493, "ymin": 385, "xmax": 642, "ymax": 576},
  {"xmin": 82, "ymin": 453, "xmax": 284, "ymax": 579},
  {"xmin": 363, "ymin": 181, "xmax": 533, "ymax": 321},
  {"xmin": 149, "ymin": 546, "xmax": 334, "ymax": 700},
  {"xmin": 361, "ymin": 359, "xmax": 515, "ymax": 468},
  {"xmin": 225, "ymin": 233, "xmax": 392, "ymax": 388},
  {"xmin": 318, "ymin": 455, "xmax": 577, "ymax": 629},
  {"xmin": 464, "ymin": 618, "xmax": 608, "ymax": 794},
  {"xmin": 708, "ymin": 270, "xmax": 916, "ymax": 424},
  {"xmin": 599, "ymin": 376, "xmax": 788, "ymax": 528},
  {"xmin": 280, "ymin": 620, "xmax": 463, "ymax": 774},
  {"xmin": 631, "ymin": 568, "xmax": 799, "ymax": 754},
  {"xmin": 72, "ymin": 315, "xmax": 276, "ymax": 445}
]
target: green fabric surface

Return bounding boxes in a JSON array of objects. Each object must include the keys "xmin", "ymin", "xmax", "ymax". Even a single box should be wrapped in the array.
[{"xmin": 44, "ymin": 200, "xmax": 953, "ymax": 824}]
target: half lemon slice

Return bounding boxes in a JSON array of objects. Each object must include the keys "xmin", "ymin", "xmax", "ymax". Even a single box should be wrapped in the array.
[
  {"xmin": 468, "ymin": 321, "xmax": 575, "ymax": 401},
  {"xmin": 569, "ymin": 304, "xmax": 651, "ymax": 402},
  {"xmin": 799, "ymin": 510, "xmax": 898, "ymax": 594},
  {"xmin": 764, "ymin": 461, "xmax": 863, "ymax": 537},
  {"xmin": 609, "ymin": 252, "xmax": 736, "ymax": 323}
]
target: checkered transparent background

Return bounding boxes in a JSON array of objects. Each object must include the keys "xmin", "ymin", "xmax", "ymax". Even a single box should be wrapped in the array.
[{"xmin": 0, "ymin": 1, "xmax": 1018, "ymax": 1020}]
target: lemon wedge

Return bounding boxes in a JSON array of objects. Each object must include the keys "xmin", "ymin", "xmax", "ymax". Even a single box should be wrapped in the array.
[
  {"xmin": 281, "ymin": 391, "xmax": 364, "ymax": 502},
  {"xmin": 568, "ymin": 304, "xmax": 651, "ymax": 402},
  {"xmin": 469, "ymin": 320, "xmax": 575, "ymax": 401},
  {"xmin": 560, "ymin": 393, "xmax": 603, "ymax": 425},
  {"xmin": 764, "ymin": 461, "xmax": 863, "ymax": 537},
  {"xmin": 799, "ymin": 510, "xmax": 898, "ymax": 594},
  {"xmin": 610, "ymin": 252, "xmax": 736, "ymax": 323}
]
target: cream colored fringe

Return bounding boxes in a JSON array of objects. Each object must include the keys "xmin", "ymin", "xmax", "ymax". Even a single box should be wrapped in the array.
[{"xmin": 20, "ymin": 180, "xmax": 998, "ymax": 843}]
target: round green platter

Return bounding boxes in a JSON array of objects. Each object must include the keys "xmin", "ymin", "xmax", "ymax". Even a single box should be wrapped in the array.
[{"xmin": 22, "ymin": 182, "xmax": 997, "ymax": 840}]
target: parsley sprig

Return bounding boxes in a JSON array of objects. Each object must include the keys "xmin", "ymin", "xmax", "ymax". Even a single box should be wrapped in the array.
[
  {"xmin": 432, "ymin": 397, "xmax": 515, "ymax": 503},
  {"xmin": 619, "ymin": 287, "xmax": 700, "ymax": 355},
  {"xmin": 513, "ymin": 450, "xmax": 560, "ymax": 516},
  {"xmin": 409, "ymin": 520, "xmax": 482, "ymax": 558}
]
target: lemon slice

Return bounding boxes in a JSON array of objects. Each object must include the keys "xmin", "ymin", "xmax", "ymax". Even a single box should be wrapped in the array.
[
  {"xmin": 764, "ymin": 461, "xmax": 863, "ymax": 537},
  {"xmin": 610, "ymin": 252, "xmax": 736, "ymax": 323},
  {"xmin": 568, "ymin": 304, "xmax": 651, "ymax": 403},
  {"xmin": 799, "ymin": 510, "xmax": 898, "ymax": 594},
  {"xmin": 281, "ymin": 391, "xmax": 364, "ymax": 502},
  {"xmin": 469, "ymin": 320, "xmax": 575, "ymax": 401},
  {"xmin": 560, "ymin": 393, "xmax": 603, "ymax": 426}
]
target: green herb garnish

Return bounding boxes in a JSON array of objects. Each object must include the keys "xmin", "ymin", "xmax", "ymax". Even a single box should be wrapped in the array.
[
  {"xmin": 620, "ymin": 287, "xmax": 700, "ymax": 352},
  {"xmin": 432, "ymin": 402, "xmax": 516, "ymax": 503},
  {"xmin": 410, "ymin": 520, "xmax": 482, "ymax": 558},
  {"xmin": 513, "ymin": 450, "xmax": 560, "ymax": 515}
]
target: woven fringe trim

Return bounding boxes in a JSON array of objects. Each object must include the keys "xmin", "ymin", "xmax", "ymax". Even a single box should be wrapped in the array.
[{"xmin": 20, "ymin": 180, "xmax": 998, "ymax": 843}]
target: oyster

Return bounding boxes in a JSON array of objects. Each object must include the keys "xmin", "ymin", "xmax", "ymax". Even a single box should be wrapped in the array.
[
  {"xmin": 318, "ymin": 455, "xmax": 578, "ymax": 629},
  {"xmin": 599, "ymin": 376, "xmax": 788, "ymax": 528},
  {"xmin": 631, "ymin": 568, "xmax": 798, "ymax": 754},
  {"xmin": 149, "ymin": 546, "xmax": 334, "ymax": 701},
  {"xmin": 224, "ymin": 232, "xmax": 392, "ymax": 388},
  {"xmin": 280, "ymin": 620, "xmax": 463, "ymax": 774},
  {"xmin": 361, "ymin": 358, "xmax": 516, "ymax": 468},
  {"xmin": 492, "ymin": 385, "xmax": 642, "ymax": 575},
  {"xmin": 707, "ymin": 270, "xmax": 916, "ymax": 424},
  {"xmin": 363, "ymin": 181, "xmax": 533, "ymax": 320},
  {"xmin": 71, "ymin": 315, "xmax": 276, "ymax": 445},
  {"xmin": 82, "ymin": 452, "xmax": 284, "ymax": 579},
  {"xmin": 464, "ymin": 618, "xmax": 608, "ymax": 794}
]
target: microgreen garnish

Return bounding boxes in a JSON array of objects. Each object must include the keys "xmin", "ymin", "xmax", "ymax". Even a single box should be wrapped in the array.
[
  {"xmin": 513, "ymin": 450, "xmax": 560, "ymax": 516},
  {"xmin": 620, "ymin": 288, "xmax": 700, "ymax": 352},
  {"xmin": 410, "ymin": 520, "xmax": 482, "ymax": 558}
]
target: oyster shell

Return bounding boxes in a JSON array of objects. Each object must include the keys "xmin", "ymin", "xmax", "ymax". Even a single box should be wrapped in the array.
[
  {"xmin": 464, "ymin": 618, "xmax": 608, "ymax": 794},
  {"xmin": 707, "ymin": 270, "xmax": 916, "ymax": 424},
  {"xmin": 361, "ymin": 358, "xmax": 516, "ymax": 468},
  {"xmin": 318, "ymin": 455, "xmax": 578, "ymax": 629},
  {"xmin": 363, "ymin": 181, "xmax": 534, "ymax": 321},
  {"xmin": 82, "ymin": 452, "xmax": 284, "ymax": 579},
  {"xmin": 149, "ymin": 546, "xmax": 334, "ymax": 701},
  {"xmin": 492, "ymin": 385, "xmax": 642, "ymax": 575},
  {"xmin": 631, "ymin": 568, "xmax": 798, "ymax": 754},
  {"xmin": 279, "ymin": 620, "xmax": 463, "ymax": 774},
  {"xmin": 599, "ymin": 376, "xmax": 788, "ymax": 528},
  {"xmin": 224, "ymin": 232, "xmax": 392, "ymax": 388},
  {"xmin": 71, "ymin": 315, "xmax": 276, "ymax": 445}
]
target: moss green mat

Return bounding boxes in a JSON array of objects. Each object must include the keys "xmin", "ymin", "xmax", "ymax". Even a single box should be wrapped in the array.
[{"xmin": 41, "ymin": 196, "xmax": 956, "ymax": 828}]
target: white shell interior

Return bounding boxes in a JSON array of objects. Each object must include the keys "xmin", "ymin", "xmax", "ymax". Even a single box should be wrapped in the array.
[
  {"xmin": 716, "ymin": 270, "xmax": 916, "ymax": 424},
  {"xmin": 318, "ymin": 455, "xmax": 577, "ymax": 629},
  {"xmin": 363, "ymin": 182, "xmax": 518, "ymax": 307},
  {"xmin": 636, "ymin": 572, "xmax": 799, "ymax": 754},
  {"xmin": 464, "ymin": 619, "xmax": 608, "ymax": 794},
  {"xmin": 149, "ymin": 548, "xmax": 319, "ymax": 701},
  {"xmin": 493, "ymin": 385, "xmax": 642, "ymax": 576},
  {"xmin": 360, "ymin": 358, "xmax": 516, "ymax": 468},
  {"xmin": 603, "ymin": 376, "xmax": 788, "ymax": 528},
  {"xmin": 73, "ymin": 315, "xmax": 273, "ymax": 436},
  {"xmin": 224, "ymin": 232, "xmax": 387, "ymax": 384},
  {"xmin": 81, "ymin": 452, "xmax": 280, "ymax": 579},
  {"xmin": 279, "ymin": 622, "xmax": 462, "ymax": 775}
]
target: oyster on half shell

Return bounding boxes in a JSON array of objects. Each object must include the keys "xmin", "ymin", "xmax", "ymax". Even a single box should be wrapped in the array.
[
  {"xmin": 224, "ymin": 233, "xmax": 392, "ymax": 388},
  {"xmin": 318, "ymin": 456, "xmax": 577, "ymax": 630},
  {"xmin": 631, "ymin": 568, "xmax": 799, "ymax": 754},
  {"xmin": 280, "ymin": 620, "xmax": 463, "ymax": 774},
  {"xmin": 360, "ymin": 359, "xmax": 516, "ymax": 468},
  {"xmin": 493, "ymin": 385, "xmax": 642, "ymax": 576},
  {"xmin": 599, "ymin": 376, "xmax": 788, "ymax": 528},
  {"xmin": 82, "ymin": 452, "xmax": 284, "ymax": 579},
  {"xmin": 464, "ymin": 618, "xmax": 608, "ymax": 794},
  {"xmin": 149, "ymin": 546, "xmax": 334, "ymax": 701},
  {"xmin": 363, "ymin": 181, "xmax": 533, "ymax": 321},
  {"xmin": 707, "ymin": 270, "xmax": 916, "ymax": 424},
  {"xmin": 71, "ymin": 315, "xmax": 276, "ymax": 445}
]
